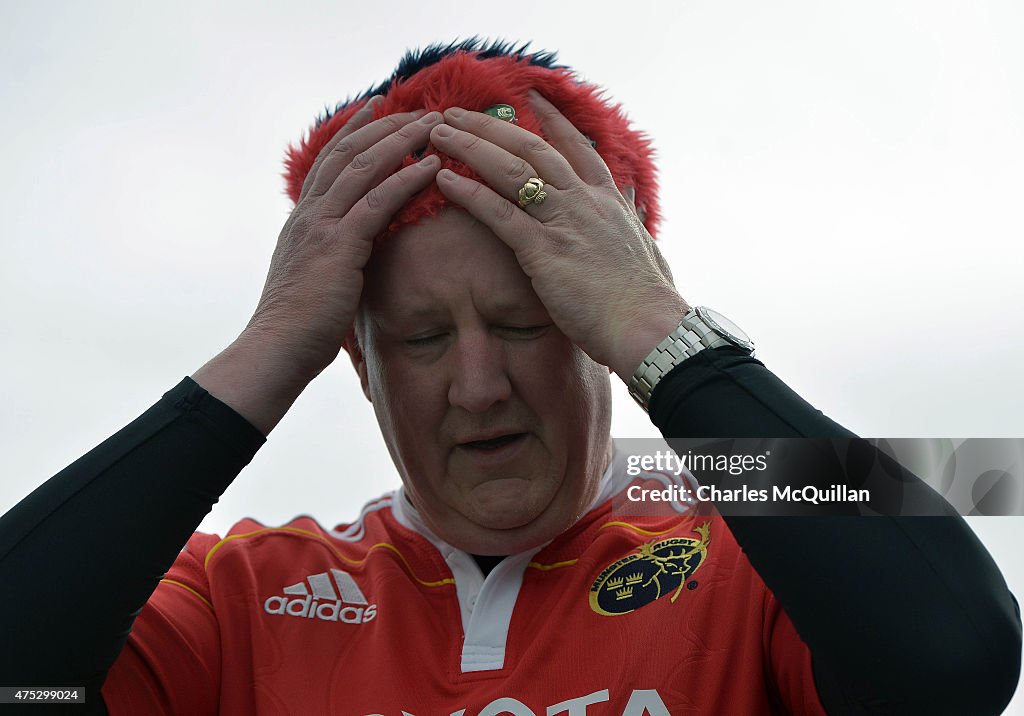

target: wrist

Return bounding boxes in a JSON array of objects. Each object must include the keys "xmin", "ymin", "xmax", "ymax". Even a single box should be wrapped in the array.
[
  {"xmin": 192, "ymin": 328, "xmax": 320, "ymax": 436},
  {"xmin": 611, "ymin": 296, "xmax": 691, "ymax": 384}
]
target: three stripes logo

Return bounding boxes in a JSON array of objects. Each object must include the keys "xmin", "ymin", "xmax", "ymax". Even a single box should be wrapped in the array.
[{"xmin": 264, "ymin": 568, "xmax": 377, "ymax": 624}]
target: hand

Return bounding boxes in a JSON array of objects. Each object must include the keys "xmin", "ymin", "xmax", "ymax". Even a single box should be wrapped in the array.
[
  {"xmin": 430, "ymin": 91, "xmax": 689, "ymax": 383},
  {"xmin": 246, "ymin": 99, "xmax": 444, "ymax": 378}
]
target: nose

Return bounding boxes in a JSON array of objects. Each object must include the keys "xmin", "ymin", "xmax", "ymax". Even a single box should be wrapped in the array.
[{"xmin": 447, "ymin": 330, "xmax": 513, "ymax": 413}]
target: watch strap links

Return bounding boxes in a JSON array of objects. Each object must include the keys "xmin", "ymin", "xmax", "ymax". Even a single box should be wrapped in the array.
[{"xmin": 628, "ymin": 313, "xmax": 730, "ymax": 411}]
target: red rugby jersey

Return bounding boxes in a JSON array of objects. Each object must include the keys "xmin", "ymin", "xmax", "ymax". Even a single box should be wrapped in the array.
[{"xmin": 103, "ymin": 456, "xmax": 826, "ymax": 715}]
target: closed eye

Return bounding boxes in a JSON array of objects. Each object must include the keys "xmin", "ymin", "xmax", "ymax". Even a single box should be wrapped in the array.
[
  {"xmin": 498, "ymin": 325, "xmax": 550, "ymax": 339},
  {"xmin": 404, "ymin": 325, "xmax": 550, "ymax": 347},
  {"xmin": 405, "ymin": 334, "xmax": 446, "ymax": 346}
]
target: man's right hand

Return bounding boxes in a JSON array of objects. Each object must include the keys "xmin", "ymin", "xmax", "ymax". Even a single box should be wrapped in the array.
[
  {"xmin": 193, "ymin": 100, "xmax": 443, "ymax": 435},
  {"xmin": 249, "ymin": 99, "xmax": 443, "ymax": 378}
]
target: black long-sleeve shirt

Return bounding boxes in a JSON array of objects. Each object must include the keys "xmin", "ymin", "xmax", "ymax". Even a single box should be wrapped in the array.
[{"xmin": 0, "ymin": 347, "xmax": 1020, "ymax": 714}]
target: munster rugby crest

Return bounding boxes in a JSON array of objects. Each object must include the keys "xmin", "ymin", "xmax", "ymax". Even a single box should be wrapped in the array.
[{"xmin": 590, "ymin": 522, "xmax": 711, "ymax": 616}]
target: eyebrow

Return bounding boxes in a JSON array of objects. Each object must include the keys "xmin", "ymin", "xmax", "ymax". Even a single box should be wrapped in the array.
[
  {"xmin": 369, "ymin": 304, "xmax": 448, "ymax": 336},
  {"xmin": 489, "ymin": 298, "xmax": 543, "ymax": 314},
  {"xmin": 381, "ymin": 296, "xmax": 543, "ymax": 322},
  {"xmin": 382, "ymin": 305, "xmax": 449, "ymax": 323}
]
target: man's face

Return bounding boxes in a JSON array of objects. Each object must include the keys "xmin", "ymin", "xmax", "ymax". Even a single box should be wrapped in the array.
[{"xmin": 353, "ymin": 208, "xmax": 613, "ymax": 555}]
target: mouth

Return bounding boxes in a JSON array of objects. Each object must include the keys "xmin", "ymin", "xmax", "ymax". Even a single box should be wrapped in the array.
[{"xmin": 459, "ymin": 433, "xmax": 528, "ymax": 452}]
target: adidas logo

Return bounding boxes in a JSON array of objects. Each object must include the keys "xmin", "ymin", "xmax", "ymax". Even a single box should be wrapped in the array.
[{"xmin": 264, "ymin": 568, "xmax": 377, "ymax": 624}]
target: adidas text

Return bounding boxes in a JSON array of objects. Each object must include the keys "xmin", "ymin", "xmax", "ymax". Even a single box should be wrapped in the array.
[
  {"xmin": 264, "ymin": 595, "xmax": 377, "ymax": 624},
  {"xmin": 265, "ymin": 568, "xmax": 376, "ymax": 624}
]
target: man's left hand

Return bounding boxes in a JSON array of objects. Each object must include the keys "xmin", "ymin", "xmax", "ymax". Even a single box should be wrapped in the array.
[{"xmin": 430, "ymin": 90, "xmax": 689, "ymax": 383}]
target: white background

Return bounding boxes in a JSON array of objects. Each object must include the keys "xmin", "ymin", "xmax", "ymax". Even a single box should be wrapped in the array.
[{"xmin": 2, "ymin": 1, "xmax": 1022, "ymax": 710}]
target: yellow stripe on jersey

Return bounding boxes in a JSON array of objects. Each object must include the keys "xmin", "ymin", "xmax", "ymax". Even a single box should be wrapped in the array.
[
  {"xmin": 597, "ymin": 521, "xmax": 681, "ymax": 536},
  {"xmin": 527, "ymin": 559, "xmax": 578, "ymax": 571},
  {"xmin": 160, "ymin": 578, "xmax": 214, "ymax": 611},
  {"xmin": 369, "ymin": 542, "xmax": 457, "ymax": 588},
  {"xmin": 527, "ymin": 521, "xmax": 690, "ymax": 570},
  {"xmin": 203, "ymin": 526, "xmax": 456, "ymax": 588}
]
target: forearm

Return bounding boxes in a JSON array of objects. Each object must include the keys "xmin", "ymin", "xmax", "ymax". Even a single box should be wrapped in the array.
[
  {"xmin": 649, "ymin": 347, "xmax": 1022, "ymax": 714},
  {"xmin": 0, "ymin": 376, "xmax": 264, "ymax": 690}
]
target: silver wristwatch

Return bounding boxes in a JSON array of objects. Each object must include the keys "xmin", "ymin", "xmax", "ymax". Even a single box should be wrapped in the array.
[{"xmin": 628, "ymin": 306, "xmax": 755, "ymax": 411}]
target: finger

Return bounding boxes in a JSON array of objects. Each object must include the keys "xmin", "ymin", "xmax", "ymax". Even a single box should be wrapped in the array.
[
  {"xmin": 305, "ymin": 108, "xmax": 430, "ymax": 200},
  {"xmin": 429, "ymin": 123, "xmax": 559, "ymax": 221},
  {"xmin": 340, "ymin": 155, "xmax": 441, "ymax": 245},
  {"xmin": 647, "ymin": 239, "xmax": 675, "ymax": 284},
  {"xmin": 434, "ymin": 169, "xmax": 545, "ymax": 269},
  {"xmin": 300, "ymin": 96, "xmax": 382, "ymax": 201},
  {"xmin": 526, "ymin": 90, "xmax": 616, "ymax": 189},
  {"xmin": 320, "ymin": 111, "xmax": 443, "ymax": 216},
  {"xmin": 439, "ymin": 107, "xmax": 579, "ymax": 188}
]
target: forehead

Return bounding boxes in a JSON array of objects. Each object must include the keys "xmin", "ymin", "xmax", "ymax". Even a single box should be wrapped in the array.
[{"xmin": 362, "ymin": 209, "xmax": 540, "ymax": 316}]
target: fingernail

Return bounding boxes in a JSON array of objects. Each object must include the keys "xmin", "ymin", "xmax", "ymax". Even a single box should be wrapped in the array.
[
  {"xmin": 418, "ymin": 155, "xmax": 439, "ymax": 167},
  {"xmin": 418, "ymin": 111, "xmax": 441, "ymax": 124},
  {"xmin": 529, "ymin": 89, "xmax": 552, "ymax": 107},
  {"xmin": 358, "ymin": 96, "xmax": 380, "ymax": 114},
  {"xmin": 446, "ymin": 106, "xmax": 465, "ymax": 118},
  {"xmin": 438, "ymin": 169, "xmax": 459, "ymax": 182},
  {"xmin": 434, "ymin": 124, "xmax": 455, "ymax": 137}
]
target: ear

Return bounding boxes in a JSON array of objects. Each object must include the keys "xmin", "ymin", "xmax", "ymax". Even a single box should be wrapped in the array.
[{"xmin": 344, "ymin": 331, "xmax": 372, "ymax": 403}]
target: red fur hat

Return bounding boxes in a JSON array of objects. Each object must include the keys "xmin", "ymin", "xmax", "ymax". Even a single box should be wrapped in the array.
[{"xmin": 283, "ymin": 39, "xmax": 661, "ymax": 239}]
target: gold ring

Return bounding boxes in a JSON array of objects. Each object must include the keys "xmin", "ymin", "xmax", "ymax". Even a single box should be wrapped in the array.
[{"xmin": 517, "ymin": 177, "xmax": 547, "ymax": 208}]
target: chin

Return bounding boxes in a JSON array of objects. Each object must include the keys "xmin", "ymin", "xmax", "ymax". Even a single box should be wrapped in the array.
[
  {"xmin": 449, "ymin": 524, "xmax": 557, "ymax": 557},
  {"xmin": 443, "ymin": 501, "xmax": 580, "ymax": 557},
  {"xmin": 465, "ymin": 480, "xmax": 550, "ymax": 528}
]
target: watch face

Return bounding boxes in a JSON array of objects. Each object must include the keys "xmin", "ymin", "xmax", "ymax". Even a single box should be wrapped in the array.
[{"xmin": 699, "ymin": 307, "xmax": 754, "ymax": 350}]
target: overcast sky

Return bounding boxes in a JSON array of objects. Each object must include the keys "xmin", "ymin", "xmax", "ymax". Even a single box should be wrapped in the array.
[{"xmin": 2, "ymin": 1, "xmax": 1022, "ymax": 706}]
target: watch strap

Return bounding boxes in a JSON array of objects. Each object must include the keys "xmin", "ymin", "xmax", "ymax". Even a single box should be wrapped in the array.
[{"xmin": 628, "ymin": 312, "xmax": 731, "ymax": 411}]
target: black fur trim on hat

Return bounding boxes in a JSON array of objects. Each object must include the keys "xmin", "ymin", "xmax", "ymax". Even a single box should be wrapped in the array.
[{"xmin": 313, "ymin": 37, "xmax": 565, "ymax": 129}]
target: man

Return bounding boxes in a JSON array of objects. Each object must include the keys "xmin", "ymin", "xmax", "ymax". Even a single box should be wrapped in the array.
[{"xmin": 0, "ymin": 40, "xmax": 1019, "ymax": 714}]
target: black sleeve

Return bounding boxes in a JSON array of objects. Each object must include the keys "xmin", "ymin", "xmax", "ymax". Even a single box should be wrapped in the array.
[
  {"xmin": 649, "ymin": 346, "xmax": 1022, "ymax": 715},
  {"xmin": 0, "ymin": 377, "xmax": 265, "ymax": 709}
]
